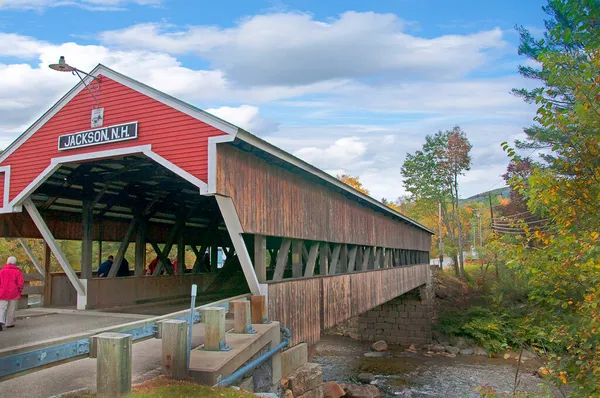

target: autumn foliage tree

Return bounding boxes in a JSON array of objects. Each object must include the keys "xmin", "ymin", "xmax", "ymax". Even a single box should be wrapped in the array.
[
  {"xmin": 497, "ymin": 1, "xmax": 600, "ymax": 393},
  {"xmin": 401, "ymin": 126, "xmax": 472, "ymax": 277},
  {"xmin": 337, "ymin": 174, "xmax": 370, "ymax": 195}
]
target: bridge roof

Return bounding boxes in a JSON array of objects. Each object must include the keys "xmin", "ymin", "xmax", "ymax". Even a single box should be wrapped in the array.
[{"xmin": 0, "ymin": 64, "xmax": 433, "ymax": 235}]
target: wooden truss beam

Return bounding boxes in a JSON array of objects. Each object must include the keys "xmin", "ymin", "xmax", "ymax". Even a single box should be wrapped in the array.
[
  {"xmin": 273, "ymin": 238, "xmax": 291, "ymax": 281},
  {"xmin": 303, "ymin": 242, "xmax": 320, "ymax": 278}
]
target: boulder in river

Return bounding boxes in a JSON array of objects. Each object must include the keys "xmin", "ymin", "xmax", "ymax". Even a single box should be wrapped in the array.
[
  {"xmin": 473, "ymin": 346, "xmax": 488, "ymax": 356},
  {"xmin": 323, "ymin": 381, "xmax": 345, "ymax": 398},
  {"xmin": 358, "ymin": 373, "xmax": 375, "ymax": 383},
  {"xmin": 363, "ymin": 352, "xmax": 389, "ymax": 358},
  {"xmin": 430, "ymin": 344, "xmax": 446, "ymax": 352},
  {"xmin": 339, "ymin": 383, "xmax": 382, "ymax": 398},
  {"xmin": 371, "ymin": 340, "xmax": 388, "ymax": 352},
  {"xmin": 459, "ymin": 348, "xmax": 474, "ymax": 356},
  {"xmin": 445, "ymin": 346, "xmax": 460, "ymax": 355}
]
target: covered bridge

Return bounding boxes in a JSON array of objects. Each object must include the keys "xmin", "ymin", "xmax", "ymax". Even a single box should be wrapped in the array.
[{"xmin": 0, "ymin": 64, "xmax": 432, "ymax": 345}]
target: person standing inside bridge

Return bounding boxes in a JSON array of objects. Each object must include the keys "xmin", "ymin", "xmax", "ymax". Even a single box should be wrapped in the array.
[
  {"xmin": 97, "ymin": 255, "xmax": 113, "ymax": 278},
  {"xmin": 0, "ymin": 256, "xmax": 24, "ymax": 331}
]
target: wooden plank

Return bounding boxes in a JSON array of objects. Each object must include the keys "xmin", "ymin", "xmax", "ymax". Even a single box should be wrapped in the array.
[
  {"xmin": 272, "ymin": 239, "xmax": 291, "ymax": 281},
  {"xmin": 361, "ymin": 247, "xmax": 370, "ymax": 271},
  {"xmin": 161, "ymin": 320, "xmax": 188, "ymax": 380},
  {"xmin": 291, "ymin": 240, "xmax": 303, "ymax": 279},
  {"xmin": 231, "ymin": 300, "xmax": 251, "ymax": 333},
  {"xmin": 373, "ymin": 247, "xmax": 381, "ymax": 270},
  {"xmin": 328, "ymin": 245, "xmax": 341, "ymax": 275},
  {"xmin": 134, "ymin": 216, "xmax": 146, "ymax": 277},
  {"xmin": 201, "ymin": 307, "xmax": 226, "ymax": 351},
  {"xmin": 319, "ymin": 244, "xmax": 329, "ymax": 276},
  {"xmin": 254, "ymin": 235, "xmax": 267, "ymax": 283},
  {"xmin": 339, "ymin": 244, "xmax": 348, "ymax": 274},
  {"xmin": 303, "ymin": 243, "xmax": 319, "ymax": 277},
  {"xmin": 96, "ymin": 332, "xmax": 132, "ymax": 397},
  {"xmin": 43, "ymin": 244, "xmax": 51, "ymax": 306},
  {"xmin": 22, "ymin": 285, "xmax": 44, "ymax": 295},
  {"xmin": 177, "ymin": 231, "xmax": 185, "ymax": 275},
  {"xmin": 250, "ymin": 295, "xmax": 267, "ymax": 324},
  {"xmin": 80, "ymin": 199, "xmax": 93, "ymax": 279},
  {"xmin": 347, "ymin": 246, "xmax": 357, "ymax": 273},
  {"xmin": 108, "ymin": 218, "xmax": 137, "ymax": 278}
]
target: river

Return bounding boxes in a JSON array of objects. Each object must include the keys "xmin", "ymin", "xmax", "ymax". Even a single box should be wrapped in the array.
[{"xmin": 313, "ymin": 335, "xmax": 557, "ymax": 397}]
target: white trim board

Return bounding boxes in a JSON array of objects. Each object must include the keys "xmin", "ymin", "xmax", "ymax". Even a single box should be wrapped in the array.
[
  {"xmin": 0, "ymin": 63, "xmax": 240, "ymax": 166},
  {"xmin": 204, "ymin": 135, "xmax": 235, "ymax": 195},
  {"xmin": 10, "ymin": 144, "xmax": 208, "ymax": 208},
  {"xmin": 0, "ymin": 165, "xmax": 11, "ymax": 209}
]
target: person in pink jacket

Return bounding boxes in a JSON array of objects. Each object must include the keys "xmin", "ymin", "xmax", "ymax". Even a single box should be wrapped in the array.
[{"xmin": 0, "ymin": 256, "xmax": 25, "ymax": 331}]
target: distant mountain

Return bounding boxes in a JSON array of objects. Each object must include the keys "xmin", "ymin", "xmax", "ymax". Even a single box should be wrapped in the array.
[{"xmin": 460, "ymin": 187, "xmax": 510, "ymax": 204}]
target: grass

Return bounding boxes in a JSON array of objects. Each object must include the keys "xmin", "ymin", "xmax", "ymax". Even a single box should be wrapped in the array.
[{"xmin": 64, "ymin": 376, "xmax": 257, "ymax": 398}]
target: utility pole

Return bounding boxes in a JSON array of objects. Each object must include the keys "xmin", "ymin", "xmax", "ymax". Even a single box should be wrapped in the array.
[{"xmin": 438, "ymin": 201, "xmax": 444, "ymax": 269}]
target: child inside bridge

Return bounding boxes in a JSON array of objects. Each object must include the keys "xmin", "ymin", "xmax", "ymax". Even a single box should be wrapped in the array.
[{"xmin": 0, "ymin": 256, "xmax": 25, "ymax": 331}]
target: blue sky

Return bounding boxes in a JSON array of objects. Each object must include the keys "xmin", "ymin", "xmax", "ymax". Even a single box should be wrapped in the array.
[{"xmin": 0, "ymin": 0, "xmax": 548, "ymax": 199}]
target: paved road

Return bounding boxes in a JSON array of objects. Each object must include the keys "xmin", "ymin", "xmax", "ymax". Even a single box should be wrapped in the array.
[
  {"xmin": 0, "ymin": 311, "xmax": 148, "ymax": 350},
  {"xmin": 0, "ymin": 321, "xmax": 228, "ymax": 398}
]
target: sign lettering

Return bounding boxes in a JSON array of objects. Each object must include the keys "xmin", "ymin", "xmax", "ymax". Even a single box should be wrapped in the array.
[{"xmin": 58, "ymin": 122, "xmax": 138, "ymax": 151}]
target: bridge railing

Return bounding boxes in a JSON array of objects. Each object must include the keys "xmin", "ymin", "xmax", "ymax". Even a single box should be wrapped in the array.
[
  {"xmin": 0, "ymin": 293, "xmax": 250, "ymax": 380},
  {"xmin": 266, "ymin": 263, "xmax": 431, "ymax": 346}
]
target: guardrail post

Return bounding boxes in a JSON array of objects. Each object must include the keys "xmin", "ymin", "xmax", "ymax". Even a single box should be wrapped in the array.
[
  {"xmin": 201, "ymin": 307, "xmax": 230, "ymax": 351},
  {"xmin": 250, "ymin": 295, "xmax": 267, "ymax": 324},
  {"xmin": 96, "ymin": 332, "xmax": 132, "ymax": 398},
  {"xmin": 162, "ymin": 319, "xmax": 188, "ymax": 379},
  {"xmin": 231, "ymin": 299, "xmax": 255, "ymax": 334}
]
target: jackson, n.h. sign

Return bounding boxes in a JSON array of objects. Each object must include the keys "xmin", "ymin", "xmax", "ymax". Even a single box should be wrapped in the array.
[{"xmin": 58, "ymin": 122, "xmax": 138, "ymax": 151}]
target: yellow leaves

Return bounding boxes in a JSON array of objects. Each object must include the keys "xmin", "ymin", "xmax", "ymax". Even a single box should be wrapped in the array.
[
  {"xmin": 336, "ymin": 174, "xmax": 370, "ymax": 195},
  {"xmin": 591, "ymin": 231, "xmax": 600, "ymax": 241},
  {"xmin": 559, "ymin": 371, "xmax": 568, "ymax": 384}
]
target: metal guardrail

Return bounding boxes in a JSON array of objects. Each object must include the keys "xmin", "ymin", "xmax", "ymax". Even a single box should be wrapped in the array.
[{"xmin": 0, "ymin": 293, "xmax": 250, "ymax": 380}]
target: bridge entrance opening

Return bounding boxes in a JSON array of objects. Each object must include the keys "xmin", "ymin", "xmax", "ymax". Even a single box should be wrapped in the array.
[{"xmin": 4, "ymin": 152, "xmax": 249, "ymax": 310}]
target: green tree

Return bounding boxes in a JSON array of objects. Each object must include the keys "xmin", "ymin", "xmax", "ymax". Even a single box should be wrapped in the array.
[{"xmin": 401, "ymin": 127, "xmax": 472, "ymax": 277}]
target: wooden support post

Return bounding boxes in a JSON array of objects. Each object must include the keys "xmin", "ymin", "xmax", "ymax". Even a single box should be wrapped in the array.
[
  {"xmin": 96, "ymin": 332, "xmax": 132, "ymax": 398},
  {"xmin": 339, "ymin": 244, "xmax": 348, "ymax": 274},
  {"xmin": 273, "ymin": 239, "xmax": 291, "ymax": 281},
  {"xmin": 177, "ymin": 231, "xmax": 185, "ymax": 275},
  {"xmin": 304, "ymin": 243, "xmax": 319, "ymax": 277},
  {"xmin": 319, "ymin": 243, "xmax": 329, "ymax": 276},
  {"xmin": 134, "ymin": 216, "xmax": 146, "ymax": 277},
  {"xmin": 80, "ymin": 199, "xmax": 93, "ymax": 279},
  {"xmin": 373, "ymin": 247, "xmax": 381, "ymax": 269},
  {"xmin": 161, "ymin": 320, "xmax": 188, "ymax": 380},
  {"xmin": 361, "ymin": 247, "xmax": 370, "ymax": 271},
  {"xmin": 231, "ymin": 300, "xmax": 252, "ymax": 333},
  {"xmin": 108, "ymin": 218, "xmax": 137, "ymax": 278},
  {"xmin": 347, "ymin": 246, "xmax": 358, "ymax": 273},
  {"xmin": 23, "ymin": 199, "xmax": 85, "ymax": 296},
  {"xmin": 382, "ymin": 249, "xmax": 388, "ymax": 268},
  {"xmin": 201, "ymin": 307, "xmax": 227, "ymax": 351},
  {"xmin": 43, "ymin": 243, "xmax": 51, "ymax": 306},
  {"xmin": 254, "ymin": 235, "xmax": 267, "ymax": 283},
  {"xmin": 291, "ymin": 240, "xmax": 303, "ymax": 278},
  {"xmin": 329, "ymin": 244, "xmax": 341, "ymax": 275},
  {"xmin": 210, "ymin": 244, "xmax": 218, "ymax": 272},
  {"xmin": 250, "ymin": 295, "xmax": 267, "ymax": 324},
  {"xmin": 191, "ymin": 244, "xmax": 208, "ymax": 273}
]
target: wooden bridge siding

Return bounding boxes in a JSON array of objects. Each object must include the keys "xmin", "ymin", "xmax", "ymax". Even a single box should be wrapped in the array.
[
  {"xmin": 268, "ymin": 263, "xmax": 429, "ymax": 345},
  {"xmin": 217, "ymin": 144, "xmax": 431, "ymax": 251},
  {"xmin": 268, "ymin": 278, "xmax": 322, "ymax": 347}
]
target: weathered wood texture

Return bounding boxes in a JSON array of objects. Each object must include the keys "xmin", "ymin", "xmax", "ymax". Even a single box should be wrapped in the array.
[
  {"xmin": 217, "ymin": 144, "xmax": 431, "ymax": 250},
  {"xmin": 268, "ymin": 263, "xmax": 429, "ymax": 346},
  {"xmin": 161, "ymin": 320, "xmax": 188, "ymax": 380},
  {"xmin": 96, "ymin": 332, "xmax": 132, "ymax": 397}
]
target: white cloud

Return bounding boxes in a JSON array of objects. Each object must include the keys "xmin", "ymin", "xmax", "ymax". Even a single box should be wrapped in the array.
[
  {"xmin": 205, "ymin": 105, "xmax": 278, "ymax": 134},
  {"xmin": 294, "ymin": 136, "xmax": 369, "ymax": 170},
  {"xmin": 101, "ymin": 12, "xmax": 507, "ymax": 86},
  {"xmin": 0, "ymin": 0, "xmax": 161, "ymax": 11}
]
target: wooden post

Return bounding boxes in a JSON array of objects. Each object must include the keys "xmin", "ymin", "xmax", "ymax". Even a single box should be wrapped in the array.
[
  {"xmin": 231, "ymin": 300, "xmax": 253, "ymax": 333},
  {"xmin": 250, "ymin": 295, "xmax": 267, "ymax": 324},
  {"xmin": 361, "ymin": 247, "xmax": 370, "ymax": 271},
  {"xmin": 254, "ymin": 234, "xmax": 267, "ymax": 283},
  {"xmin": 177, "ymin": 232, "xmax": 185, "ymax": 275},
  {"xmin": 134, "ymin": 216, "xmax": 146, "ymax": 277},
  {"xmin": 161, "ymin": 320, "xmax": 188, "ymax": 380},
  {"xmin": 210, "ymin": 244, "xmax": 218, "ymax": 272},
  {"xmin": 98, "ymin": 220, "xmax": 103, "ymax": 268},
  {"xmin": 291, "ymin": 240, "xmax": 303, "ymax": 278},
  {"xmin": 339, "ymin": 244, "xmax": 348, "ymax": 273},
  {"xmin": 96, "ymin": 332, "xmax": 132, "ymax": 397},
  {"xmin": 273, "ymin": 239, "xmax": 291, "ymax": 281},
  {"xmin": 43, "ymin": 243, "xmax": 51, "ymax": 306},
  {"xmin": 201, "ymin": 307, "xmax": 227, "ymax": 351},
  {"xmin": 80, "ymin": 199, "xmax": 93, "ymax": 279},
  {"xmin": 319, "ymin": 244, "xmax": 329, "ymax": 276}
]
